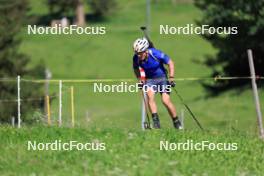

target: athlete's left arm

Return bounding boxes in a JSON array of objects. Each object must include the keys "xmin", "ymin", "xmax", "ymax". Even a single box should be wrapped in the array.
[
  {"xmin": 167, "ymin": 59, "xmax": 175, "ymax": 79},
  {"xmin": 152, "ymin": 48, "xmax": 175, "ymax": 79}
]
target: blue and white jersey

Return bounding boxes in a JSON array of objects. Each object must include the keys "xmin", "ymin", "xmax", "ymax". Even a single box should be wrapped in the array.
[{"xmin": 133, "ymin": 48, "xmax": 170, "ymax": 78}]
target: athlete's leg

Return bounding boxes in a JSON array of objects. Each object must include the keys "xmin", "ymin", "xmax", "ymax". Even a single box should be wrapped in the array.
[
  {"xmin": 157, "ymin": 78, "xmax": 177, "ymax": 118},
  {"xmin": 161, "ymin": 93, "xmax": 177, "ymax": 118},
  {"xmin": 161, "ymin": 93, "xmax": 182, "ymax": 129},
  {"xmin": 146, "ymin": 88, "xmax": 160, "ymax": 129},
  {"xmin": 146, "ymin": 88, "xmax": 157, "ymax": 113}
]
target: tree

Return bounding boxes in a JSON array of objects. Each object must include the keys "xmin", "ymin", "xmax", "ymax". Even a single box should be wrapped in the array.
[
  {"xmin": 76, "ymin": 0, "xmax": 85, "ymax": 26},
  {"xmin": 0, "ymin": 0, "xmax": 45, "ymax": 123},
  {"xmin": 195, "ymin": 0, "xmax": 264, "ymax": 94}
]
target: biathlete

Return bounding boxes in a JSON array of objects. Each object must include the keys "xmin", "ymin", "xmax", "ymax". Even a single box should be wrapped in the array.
[{"xmin": 132, "ymin": 37, "xmax": 182, "ymax": 129}]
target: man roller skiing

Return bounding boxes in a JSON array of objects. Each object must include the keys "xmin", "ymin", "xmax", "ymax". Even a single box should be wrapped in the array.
[{"xmin": 133, "ymin": 37, "xmax": 182, "ymax": 129}]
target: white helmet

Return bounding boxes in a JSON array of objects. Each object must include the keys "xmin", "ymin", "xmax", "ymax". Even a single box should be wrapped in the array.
[{"xmin": 133, "ymin": 38, "xmax": 149, "ymax": 53}]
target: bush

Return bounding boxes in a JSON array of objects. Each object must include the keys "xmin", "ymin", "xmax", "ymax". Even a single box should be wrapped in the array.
[
  {"xmin": 47, "ymin": 0, "xmax": 78, "ymax": 18},
  {"xmin": 87, "ymin": 0, "xmax": 117, "ymax": 18}
]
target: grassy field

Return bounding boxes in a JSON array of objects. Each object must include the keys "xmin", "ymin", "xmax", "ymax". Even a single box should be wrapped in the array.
[
  {"xmin": 1, "ymin": 126, "xmax": 264, "ymax": 176},
  {"xmin": 19, "ymin": 0, "xmax": 263, "ymax": 132},
  {"xmin": 1, "ymin": 0, "xmax": 264, "ymax": 175}
]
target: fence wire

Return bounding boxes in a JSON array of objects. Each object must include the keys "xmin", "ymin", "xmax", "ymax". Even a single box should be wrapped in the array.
[{"xmin": 0, "ymin": 76, "xmax": 263, "ymax": 102}]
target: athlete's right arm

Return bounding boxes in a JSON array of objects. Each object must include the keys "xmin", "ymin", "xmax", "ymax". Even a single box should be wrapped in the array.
[
  {"xmin": 133, "ymin": 69, "xmax": 140, "ymax": 79},
  {"xmin": 133, "ymin": 55, "xmax": 141, "ymax": 79},
  {"xmin": 133, "ymin": 56, "xmax": 145, "ymax": 89}
]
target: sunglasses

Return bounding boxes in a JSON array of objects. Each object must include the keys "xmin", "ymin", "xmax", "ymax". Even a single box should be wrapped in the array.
[{"xmin": 136, "ymin": 51, "xmax": 146, "ymax": 57}]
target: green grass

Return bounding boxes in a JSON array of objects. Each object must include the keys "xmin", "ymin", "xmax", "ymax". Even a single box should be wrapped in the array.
[{"xmin": 0, "ymin": 126, "xmax": 264, "ymax": 176}]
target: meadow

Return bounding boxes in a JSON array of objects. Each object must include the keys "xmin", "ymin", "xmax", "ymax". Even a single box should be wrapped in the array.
[
  {"xmin": 1, "ymin": 126, "xmax": 264, "ymax": 175},
  {"xmin": 19, "ymin": 0, "xmax": 263, "ymax": 132}
]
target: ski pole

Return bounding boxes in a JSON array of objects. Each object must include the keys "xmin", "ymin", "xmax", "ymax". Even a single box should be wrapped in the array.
[
  {"xmin": 140, "ymin": 89, "xmax": 151, "ymax": 129},
  {"xmin": 171, "ymin": 87, "xmax": 204, "ymax": 130}
]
